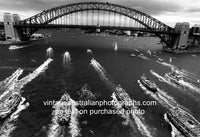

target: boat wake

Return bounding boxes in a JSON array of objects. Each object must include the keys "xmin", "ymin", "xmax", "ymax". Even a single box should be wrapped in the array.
[
  {"xmin": 90, "ymin": 58, "xmax": 153, "ymax": 137},
  {"xmin": 150, "ymin": 70, "xmax": 200, "ymax": 95},
  {"xmin": 0, "ymin": 58, "xmax": 52, "ymax": 99},
  {"xmin": 47, "ymin": 123, "xmax": 63, "ymax": 137},
  {"xmin": 47, "ymin": 94, "xmax": 80, "ymax": 137},
  {"xmin": 172, "ymin": 68, "xmax": 200, "ymax": 84},
  {"xmin": 138, "ymin": 54, "xmax": 149, "ymax": 60},
  {"xmin": 156, "ymin": 59, "xmax": 198, "ymax": 80},
  {"xmin": 135, "ymin": 49, "xmax": 139, "ymax": 52},
  {"xmin": 164, "ymin": 114, "xmax": 184, "ymax": 137},
  {"xmin": 156, "ymin": 60, "xmax": 174, "ymax": 68},
  {"xmin": 138, "ymin": 80, "xmax": 187, "ymax": 111},
  {"xmin": 90, "ymin": 58, "xmax": 115, "ymax": 89},
  {"xmin": 0, "ymin": 97, "xmax": 29, "ymax": 137},
  {"xmin": 8, "ymin": 45, "xmax": 28, "ymax": 50},
  {"xmin": 178, "ymin": 79, "xmax": 200, "ymax": 93},
  {"xmin": 16, "ymin": 58, "xmax": 53, "ymax": 90},
  {"xmin": 69, "ymin": 99, "xmax": 80, "ymax": 137},
  {"xmin": 0, "ymin": 68, "xmax": 23, "ymax": 88},
  {"xmin": 150, "ymin": 70, "xmax": 182, "ymax": 91},
  {"xmin": 138, "ymin": 78, "xmax": 194, "ymax": 137},
  {"xmin": 111, "ymin": 93, "xmax": 131, "ymax": 126}
]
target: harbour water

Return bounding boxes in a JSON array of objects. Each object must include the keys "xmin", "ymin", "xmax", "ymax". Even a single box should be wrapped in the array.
[{"xmin": 0, "ymin": 29, "xmax": 200, "ymax": 137}]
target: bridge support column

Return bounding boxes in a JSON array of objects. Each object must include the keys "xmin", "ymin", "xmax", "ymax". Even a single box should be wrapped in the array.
[
  {"xmin": 3, "ymin": 13, "xmax": 21, "ymax": 42},
  {"xmin": 172, "ymin": 22, "xmax": 190, "ymax": 49}
]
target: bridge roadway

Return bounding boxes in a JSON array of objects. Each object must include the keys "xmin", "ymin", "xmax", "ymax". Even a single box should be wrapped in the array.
[{"xmin": 12, "ymin": 24, "xmax": 176, "ymax": 35}]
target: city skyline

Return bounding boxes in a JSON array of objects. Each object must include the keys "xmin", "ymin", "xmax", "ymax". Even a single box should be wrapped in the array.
[{"xmin": 0, "ymin": 0, "xmax": 199, "ymax": 27}]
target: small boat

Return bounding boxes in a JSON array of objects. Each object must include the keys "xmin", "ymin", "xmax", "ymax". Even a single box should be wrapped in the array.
[
  {"xmin": 147, "ymin": 50, "xmax": 151, "ymax": 55},
  {"xmin": 8, "ymin": 45, "xmax": 26, "ymax": 50},
  {"xmin": 54, "ymin": 93, "xmax": 72, "ymax": 125},
  {"xmin": 169, "ymin": 57, "xmax": 172, "ymax": 62},
  {"xmin": 157, "ymin": 58, "xmax": 164, "ymax": 63},
  {"xmin": 87, "ymin": 49, "xmax": 92, "ymax": 53},
  {"xmin": 139, "ymin": 75, "xmax": 157, "ymax": 92},
  {"xmin": 135, "ymin": 49, "xmax": 139, "ymax": 52},
  {"xmin": 0, "ymin": 92, "xmax": 21, "ymax": 119},
  {"xmin": 130, "ymin": 54, "xmax": 136, "ymax": 57},
  {"xmin": 166, "ymin": 107, "xmax": 200, "ymax": 137},
  {"xmin": 114, "ymin": 42, "xmax": 118, "ymax": 51}
]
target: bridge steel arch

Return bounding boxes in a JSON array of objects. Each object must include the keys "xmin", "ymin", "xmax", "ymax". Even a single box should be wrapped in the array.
[{"xmin": 17, "ymin": 2, "xmax": 175, "ymax": 46}]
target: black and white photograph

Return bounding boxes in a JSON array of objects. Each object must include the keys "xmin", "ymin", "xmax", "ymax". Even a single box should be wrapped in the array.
[{"xmin": 0, "ymin": 0, "xmax": 200, "ymax": 137}]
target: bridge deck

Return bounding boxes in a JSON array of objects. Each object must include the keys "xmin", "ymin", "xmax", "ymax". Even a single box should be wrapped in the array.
[{"xmin": 14, "ymin": 24, "xmax": 177, "ymax": 35}]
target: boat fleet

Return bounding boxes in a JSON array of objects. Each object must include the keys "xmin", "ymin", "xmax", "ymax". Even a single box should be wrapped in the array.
[
  {"xmin": 0, "ymin": 59, "xmax": 52, "ymax": 121},
  {"xmin": 0, "ymin": 70, "xmax": 23, "ymax": 119},
  {"xmin": 139, "ymin": 74, "xmax": 200, "ymax": 137},
  {"xmin": 166, "ymin": 107, "xmax": 200, "ymax": 137},
  {"xmin": 0, "ymin": 48, "xmax": 200, "ymax": 137}
]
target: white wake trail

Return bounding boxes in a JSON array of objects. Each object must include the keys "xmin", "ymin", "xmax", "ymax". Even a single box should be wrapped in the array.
[
  {"xmin": 164, "ymin": 114, "xmax": 184, "ymax": 137},
  {"xmin": 156, "ymin": 59, "xmax": 197, "ymax": 80},
  {"xmin": 138, "ymin": 54, "xmax": 149, "ymax": 60},
  {"xmin": 0, "ymin": 97, "xmax": 29, "ymax": 137},
  {"xmin": 69, "ymin": 100, "xmax": 80, "ymax": 137},
  {"xmin": 151, "ymin": 70, "xmax": 200, "ymax": 94},
  {"xmin": 138, "ymin": 80, "xmax": 175, "ymax": 110},
  {"xmin": 91, "ymin": 58, "xmax": 153, "ymax": 137},
  {"xmin": 47, "ymin": 94, "xmax": 80, "ymax": 137},
  {"xmin": 17, "ymin": 58, "xmax": 53, "ymax": 90},
  {"xmin": 150, "ymin": 70, "xmax": 182, "ymax": 90}
]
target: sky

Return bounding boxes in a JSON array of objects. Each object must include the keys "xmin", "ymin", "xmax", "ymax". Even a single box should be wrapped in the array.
[{"xmin": 0, "ymin": 0, "xmax": 199, "ymax": 27}]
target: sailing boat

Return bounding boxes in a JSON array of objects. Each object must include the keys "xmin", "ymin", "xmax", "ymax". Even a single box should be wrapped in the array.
[
  {"xmin": 169, "ymin": 57, "xmax": 172, "ymax": 62},
  {"xmin": 114, "ymin": 42, "xmax": 118, "ymax": 51}
]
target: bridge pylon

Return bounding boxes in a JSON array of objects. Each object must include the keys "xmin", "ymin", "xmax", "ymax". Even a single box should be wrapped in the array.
[
  {"xmin": 166, "ymin": 22, "xmax": 190, "ymax": 50},
  {"xmin": 3, "ymin": 13, "xmax": 21, "ymax": 41}
]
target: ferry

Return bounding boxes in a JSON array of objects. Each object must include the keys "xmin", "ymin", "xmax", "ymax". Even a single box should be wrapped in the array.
[
  {"xmin": 165, "ymin": 72, "xmax": 183, "ymax": 85},
  {"xmin": 113, "ymin": 84, "xmax": 133, "ymax": 110},
  {"xmin": 0, "ymin": 92, "xmax": 21, "ymax": 119},
  {"xmin": 54, "ymin": 93, "xmax": 72, "ymax": 125},
  {"xmin": 166, "ymin": 107, "xmax": 200, "ymax": 137},
  {"xmin": 139, "ymin": 75, "xmax": 158, "ymax": 92},
  {"xmin": 0, "ymin": 68, "xmax": 23, "ymax": 94}
]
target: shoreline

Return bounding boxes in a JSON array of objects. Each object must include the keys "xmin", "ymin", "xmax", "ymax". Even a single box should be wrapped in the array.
[
  {"xmin": 0, "ymin": 39, "xmax": 44, "ymax": 46},
  {"xmin": 164, "ymin": 47, "xmax": 200, "ymax": 54}
]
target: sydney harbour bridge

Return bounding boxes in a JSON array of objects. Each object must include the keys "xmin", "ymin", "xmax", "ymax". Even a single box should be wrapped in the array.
[{"xmin": 0, "ymin": 2, "xmax": 198, "ymax": 49}]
